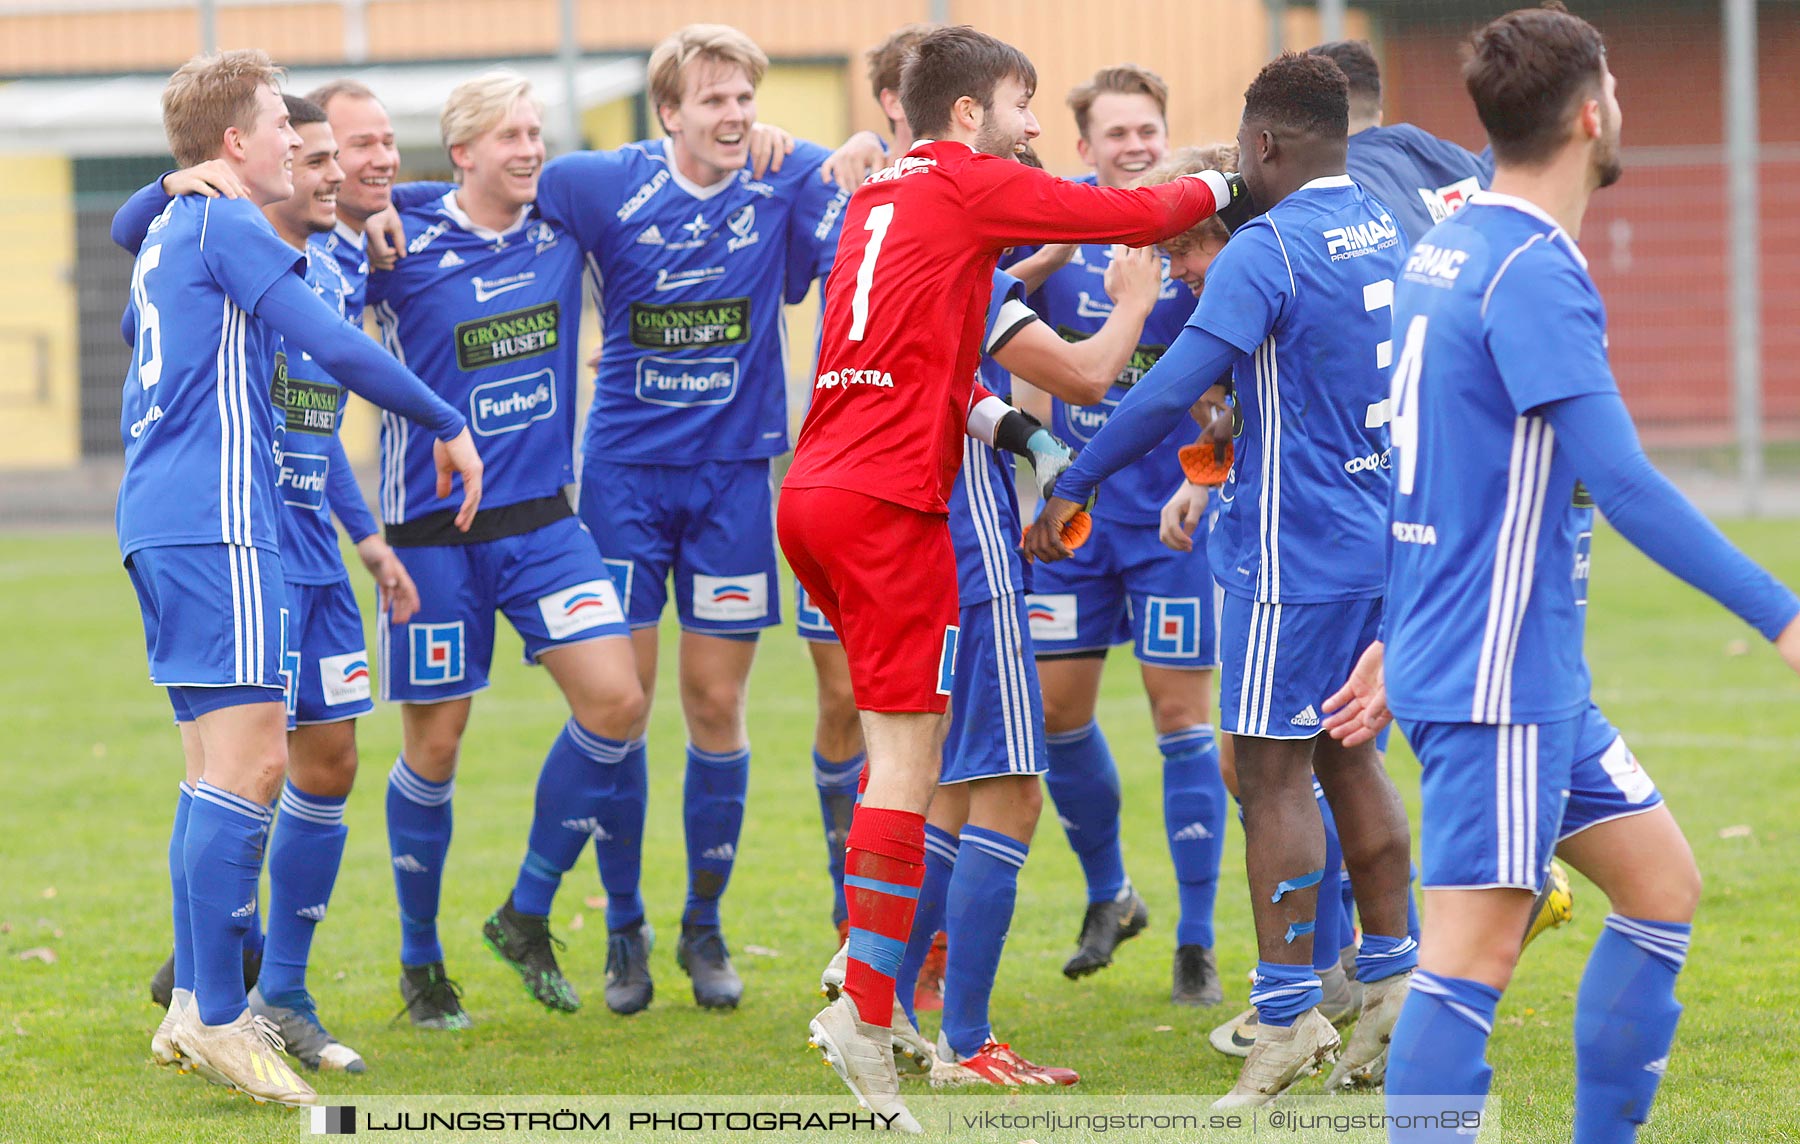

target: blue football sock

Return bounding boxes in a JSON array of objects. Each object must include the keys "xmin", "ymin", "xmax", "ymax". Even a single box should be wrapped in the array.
[
  {"xmin": 1356, "ymin": 932, "xmax": 1420, "ymax": 984},
  {"xmin": 814, "ymin": 750, "xmax": 864, "ymax": 928},
  {"xmin": 595, "ymin": 737, "xmax": 648, "ymax": 932},
  {"xmin": 1250, "ymin": 959, "xmax": 1323, "ymax": 1028},
  {"xmin": 385, "ymin": 756, "xmax": 453, "ymax": 968},
  {"xmin": 1313, "ymin": 781, "xmax": 1344, "ymax": 973},
  {"xmin": 185, "ymin": 782, "xmax": 273, "ymax": 1026},
  {"xmin": 1386, "ymin": 971, "xmax": 1500, "ymax": 1142},
  {"xmin": 258, "ymin": 782, "xmax": 347, "ymax": 1007},
  {"xmin": 683, "ymin": 744, "xmax": 749, "ymax": 929},
  {"xmin": 894, "ymin": 824, "xmax": 958, "ymax": 1027},
  {"xmin": 1043, "ymin": 720, "xmax": 1126, "ymax": 902},
  {"xmin": 512, "ymin": 719, "xmax": 630, "ymax": 917},
  {"xmin": 170, "ymin": 783, "xmax": 195, "ymax": 994},
  {"xmin": 1574, "ymin": 916, "xmax": 1690, "ymax": 1143},
  {"xmin": 1161, "ymin": 724, "xmax": 1226, "ymax": 948},
  {"xmin": 942, "ymin": 825, "xmax": 1028, "ymax": 1058}
]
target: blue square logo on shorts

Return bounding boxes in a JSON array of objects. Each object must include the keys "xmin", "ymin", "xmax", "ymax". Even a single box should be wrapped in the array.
[
  {"xmin": 936, "ymin": 626, "xmax": 960, "ymax": 697},
  {"xmin": 1143, "ymin": 596, "xmax": 1201, "ymax": 659},
  {"xmin": 409, "ymin": 622, "xmax": 466, "ymax": 687}
]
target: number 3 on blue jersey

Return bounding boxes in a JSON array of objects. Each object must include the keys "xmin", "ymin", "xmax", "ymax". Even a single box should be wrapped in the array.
[
  {"xmin": 1389, "ymin": 313, "xmax": 1428, "ymax": 496},
  {"xmin": 848, "ymin": 203, "xmax": 895, "ymax": 342}
]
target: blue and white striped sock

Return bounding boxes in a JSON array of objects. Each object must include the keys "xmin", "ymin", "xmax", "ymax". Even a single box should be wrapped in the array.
[
  {"xmin": 942, "ymin": 825, "xmax": 1029, "ymax": 1057},
  {"xmin": 258, "ymin": 781, "xmax": 348, "ymax": 1007},
  {"xmin": 185, "ymin": 782, "xmax": 274, "ymax": 1026},
  {"xmin": 385, "ymin": 756, "xmax": 453, "ymax": 967},
  {"xmin": 1574, "ymin": 915, "xmax": 1690, "ymax": 1142},
  {"xmin": 512, "ymin": 719, "xmax": 630, "ymax": 917},
  {"xmin": 684, "ymin": 744, "xmax": 749, "ymax": 929}
]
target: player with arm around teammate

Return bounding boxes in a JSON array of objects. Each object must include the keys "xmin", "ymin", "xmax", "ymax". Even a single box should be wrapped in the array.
[
  {"xmin": 365, "ymin": 72, "xmax": 646, "ymax": 1029},
  {"xmin": 781, "ymin": 25, "xmax": 1243, "ymax": 1129},
  {"xmin": 1026, "ymin": 52, "xmax": 1418, "ymax": 1106},
  {"xmin": 126, "ymin": 51, "xmax": 478, "ymax": 1107},
  {"xmin": 1320, "ymin": 9, "xmax": 1800, "ymax": 1141}
]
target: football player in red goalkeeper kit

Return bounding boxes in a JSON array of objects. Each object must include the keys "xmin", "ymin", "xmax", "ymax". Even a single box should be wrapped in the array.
[{"xmin": 778, "ymin": 25, "xmax": 1250, "ymax": 1130}]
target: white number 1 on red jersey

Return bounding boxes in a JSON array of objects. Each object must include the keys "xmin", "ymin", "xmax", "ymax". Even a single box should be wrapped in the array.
[{"xmin": 848, "ymin": 203, "xmax": 895, "ymax": 342}]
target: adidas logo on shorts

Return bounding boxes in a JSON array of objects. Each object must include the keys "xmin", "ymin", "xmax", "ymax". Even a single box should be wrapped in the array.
[
  {"xmin": 391, "ymin": 854, "xmax": 428, "ymax": 874},
  {"xmin": 701, "ymin": 843, "xmax": 736, "ymax": 861},
  {"xmin": 1171, "ymin": 822, "xmax": 1215, "ymax": 842},
  {"xmin": 1289, "ymin": 705, "xmax": 1321, "ymax": 727}
]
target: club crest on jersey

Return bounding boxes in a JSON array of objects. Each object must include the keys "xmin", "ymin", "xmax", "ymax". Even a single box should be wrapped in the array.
[
  {"xmin": 409, "ymin": 622, "xmax": 466, "ymax": 686},
  {"xmin": 726, "ymin": 205, "xmax": 759, "ymax": 253},
  {"xmin": 279, "ymin": 449, "xmax": 329, "ymax": 511},
  {"xmin": 528, "ymin": 220, "xmax": 557, "ymax": 253},
  {"xmin": 538, "ymin": 579, "xmax": 624, "ymax": 640},
  {"xmin": 629, "ymin": 297, "xmax": 750, "ymax": 349},
  {"xmin": 693, "ymin": 573, "xmax": 768, "ymax": 623},
  {"xmin": 319, "ymin": 650, "xmax": 373, "ymax": 706},
  {"xmin": 470, "ymin": 368, "xmax": 556, "ymax": 436},
  {"xmin": 1142, "ymin": 596, "xmax": 1201, "ymax": 659},
  {"xmin": 1026, "ymin": 594, "xmax": 1078, "ymax": 642},
  {"xmin": 454, "ymin": 301, "xmax": 559, "ymax": 370}
]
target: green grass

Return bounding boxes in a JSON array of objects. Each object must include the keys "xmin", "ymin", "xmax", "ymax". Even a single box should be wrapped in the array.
[{"xmin": 1, "ymin": 525, "xmax": 1797, "ymax": 1142}]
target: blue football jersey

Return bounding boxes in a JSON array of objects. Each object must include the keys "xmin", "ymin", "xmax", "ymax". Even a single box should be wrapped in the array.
[
  {"xmin": 533, "ymin": 138, "xmax": 848, "ymax": 465},
  {"xmin": 1033, "ymin": 243, "xmax": 1197, "ymax": 525},
  {"xmin": 367, "ymin": 192, "xmax": 583, "ymax": 523},
  {"xmin": 276, "ymin": 244, "xmax": 360, "ymax": 584},
  {"xmin": 950, "ymin": 270, "xmax": 1039, "ymax": 606},
  {"xmin": 1192, "ymin": 176, "xmax": 1401, "ymax": 604},
  {"xmin": 1384, "ymin": 192, "xmax": 1617, "ymax": 725},
  {"xmin": 1347, "ymin": 124, "xmax": 1489, "ymax": 248},
  {"xmin": 317, "ymin": 220, "xmax": 370, "ymax": 323},
  {"xmin": 117, "ymin": 196, "xmax": 303, "ymax": 556}
]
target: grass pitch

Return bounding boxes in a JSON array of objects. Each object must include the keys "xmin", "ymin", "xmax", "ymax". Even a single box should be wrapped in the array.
[{"xmin": 0, "ymin": 525, "xmax": 1795, "ymax": 1142}]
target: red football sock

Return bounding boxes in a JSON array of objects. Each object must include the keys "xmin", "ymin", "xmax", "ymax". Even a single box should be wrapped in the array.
[{"xmin": 842, "ymin": 805, "xmax": 926, "ymax": 1026}]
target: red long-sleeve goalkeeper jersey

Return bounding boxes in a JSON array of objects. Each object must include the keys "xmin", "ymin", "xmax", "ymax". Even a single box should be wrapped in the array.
[{"xmin": 783, "ymin": 139, "xmax": 1222, "ymax": 515}]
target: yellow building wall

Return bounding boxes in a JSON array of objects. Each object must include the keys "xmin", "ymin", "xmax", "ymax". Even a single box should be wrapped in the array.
[{"xmin": 0, "ymin": 156, "xmax": 80, "ymax": 470}]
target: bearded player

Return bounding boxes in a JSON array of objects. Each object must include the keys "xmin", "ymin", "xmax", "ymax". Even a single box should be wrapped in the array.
[{"xmin": 778, "ymin": 25, "xmax": 1245, "ymax": 1128}]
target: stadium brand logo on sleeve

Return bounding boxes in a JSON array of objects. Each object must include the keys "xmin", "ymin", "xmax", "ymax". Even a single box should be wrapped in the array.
[
  {"xmin": 1143, "ymin": 596, "xmax": 1201, "ymax": 659},
  {"xmin": 1404, "ymin": 243, "xmax": 1471, "ymax": 286},
  {"xmin": 1573, "ymin": 528, "xmax": 1592, "ymax": 606},
  {"xmin": 538, "ymin": 579, "xmax": 624, "ymax": 640},
  {"xmin": 636, "ymin": 356, "xmax": 738, "ymax": 407},
  {"xmin": 726, "ymin": 205, "xmax": 759, "ymax": 253},
  {"xmin": 470, "ymin": 369, "xmax": 557, "ymax": 436},
  {"xmin": 282, "ymin": 378, "xmax": 343, "ymax": 434},
  {"xmin": 128, "ymin": 404, "xmax": 164, "ymax": 439},
  {"xmin": 409, "ymin": 622, "xmax": 466, "ymax": 686},
  {"xmin": 635, "ymin": 224, "xmax": 665, "ymax": 246},
  {"xmin": 1323, "ymin": 213, "xmax": 1400, "ymax": 260},
  {"xmin": 813, "ymin": 187, "xmax": 849, "ymax": 241},
  {"xmin": 471, "ymin": 271, "xmax": 538, "ymax": 303},
  {"xmin": 653, "ymin": 266, "xmax": 727, "ymax": 293},
  {"xmin": 319, "ymin": 650, "xmax": 373, "ymax": 706},
  {"xmin": 454, "ymin": 301, "xmax": 559, "ymax": 371},
  {"xmin": 616, "ymin": 168, "xmax": 670, "ymax": 222},
  {"xmin": 813, "ymin": 368, "xmax": 894, "ymax": 390},
  {"xmin": 1391, "ymin": 520, "xmax": 1438, "ymax": 545},
  {"xmin": 279, "ymin": 450, "xmax": 331, "ymax": 511},
  {"xmin": 1025, "ymin": 594, "xmax": 1078, "ymax": 642},
  {"xmin": 1419, "ymin": 176, "xmax": 1482, "ymax": 225},
  {"xmin": 1062, "ymin": 394, "xmax": 1120, "ymax": 444},
  {"xmin": 693, "ymin": 573, "xmax": 769, "ymax": 623},
  {"xmin": 629, "ymin": 297, "xmax": 751, "ymax": 349},
  {"xmin": 1343, "ymin": 448, "xmax": 1391, "ymax": 475},
  {"xmin": 936, "ymin": 625, "xmax": 960, "ymax": 696}
]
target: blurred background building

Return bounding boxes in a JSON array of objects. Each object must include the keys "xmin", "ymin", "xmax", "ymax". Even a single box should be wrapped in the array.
[{"xmin": 1, "ymin": 0, "xmax": 1793, "ymax": 513}]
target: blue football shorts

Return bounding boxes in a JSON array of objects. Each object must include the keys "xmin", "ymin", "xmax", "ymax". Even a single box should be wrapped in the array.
[
  {"xmin": 1406, "ymin": 702, "xmax": 1663, "ymax": 891},
  {"xmin": 284, "ymin": 578, "xmax": 374, "ymax": 725},
  {"xmin": 380, "ymin": 514, "xmax": 628, "ymax": 703},
  {"xmin": 580, "ymin": 458, "xmax": 781, "ymax": 636},
  {"xmin": 1218, "ymin": 594, "xmax": 1382, "ymax": 740},
  {"xmin": 125, "ymin": 543, "xmax": 289, "ymax": 720},
  {"xmin": 941, "ymin": 592, "xmax": 1049, "ymax": 784},
  {"xmin": 1025, "ymin": 516, "xmax": 1217, "ymax": 669}
]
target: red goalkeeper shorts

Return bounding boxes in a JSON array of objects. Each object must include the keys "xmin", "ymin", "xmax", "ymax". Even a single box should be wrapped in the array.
[{"xmin": 777, "ymin": 485, "xmax": 959, "ymax": 714}]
